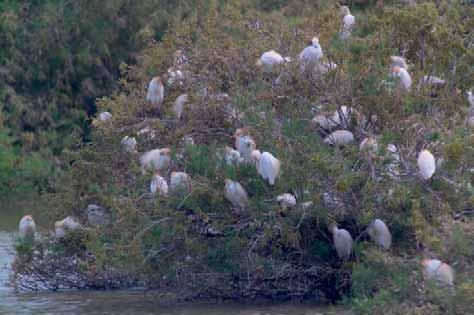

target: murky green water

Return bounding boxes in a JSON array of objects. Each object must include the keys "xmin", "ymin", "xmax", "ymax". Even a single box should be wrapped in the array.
[{"xmin": 0, "ymin": 198, "xmax": 349, "ymax": 315}]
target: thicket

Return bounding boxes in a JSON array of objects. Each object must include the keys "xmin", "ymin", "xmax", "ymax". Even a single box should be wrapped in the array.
[{"xmin": 11, "ymin": 0, "xmax": 474, "ymax": 314}]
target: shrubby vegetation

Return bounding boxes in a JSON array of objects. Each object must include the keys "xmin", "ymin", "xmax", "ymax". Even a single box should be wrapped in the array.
[{"xmin": 11, "ymin": 0, "xmax": 474, "ymax": 314}]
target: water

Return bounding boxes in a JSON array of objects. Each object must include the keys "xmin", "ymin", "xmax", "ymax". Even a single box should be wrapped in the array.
[{"xmin": 0, "ymin": 198, "xmax": 349, "ymax": 314}]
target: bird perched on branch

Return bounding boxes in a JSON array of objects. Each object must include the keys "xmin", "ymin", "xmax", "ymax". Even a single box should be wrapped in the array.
[
  {"xmin": 150, "ymin": 174, "xmax": 168, "ymax": 197},
  {"xmin": 234, "ymin": 129, "xmax": 256, "ymax": 162},
  {"xmin": 55, "ymin": 216, "xmax": 81, "ymax": 239},
  {"xmin": 256, "ymin": 50, "xmax": 291, "ymax": 73},
  {"xmin": 422, "ymin": 259, "xmax": 454, "ymax": 287},
  {"xmin": 146, "ymin": 76, "xmax": 164, "ymax": 111},
  {"xmin": 19, "ymin": 215, "xmax": 36, "ymax": 239},
  {"xmin": 330, "ymin": 224, "xmax": 353, "ymax": 260},
  {"xmin": 324, "ymin": 130, "xmax": 355, "ymax": 147},
  {"xmin": 392, "ymin": 66, "xmax": 412, "ymax": 91},
  {"xmin": 252, "ymin": 151, "xmax": 281, "ymax": 186},
  {"xmin": 224, "ymin": 179, "xmax": 249, "ymax": 210},
  {"xmin": 140, "ymin": 148, "xmax": 171, "ymax": 174},
  {"xmin": 340, "ymin": 6, "xmax": 356, "ymax": 39},
  {"xmin": 368, "ymin": 219, "xmax": 391, "ymax": 249},
  {"xmin": 417, "ymin": 149, "xmax": 436, "ymax": 180},
  {"xmin": 121, "ymin": 136, "xmax": 137, "ymax": 153},
  {"xmin": 299, "ymin": 37, "xmax": 324, "ymax": 72}
]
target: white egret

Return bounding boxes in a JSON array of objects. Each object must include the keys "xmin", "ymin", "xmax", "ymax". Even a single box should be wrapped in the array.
[
  {"xmin": 299, "ymin": 37, "xmax": 324, "ymax": 72},
  {"xmin": 19, "ymin": 215, "xmax": 36, "ymax": 239},
  {"xmin": 140, "ymin": 148, "xmax": 172, "ymax": 173},
  {"xmin": 467, "ymin": 90, "xmax": 474, "ymax": 107},
  {"xmin": 98, "ymin": 112, "xmax": 112, "ymax": 122},
  {"xmin": 367, "ymin": 219, "xmax": 391, "ymax": 249},
  {"xmin": 324, "ymin": 130, "xmax": 355, "ymax": 146},
  {"xmin": 330, "ymin": 224, "xmax": 353, "ymax": 260},
  {"xmin": 390, "ymin": 56, "xmax": 408, "ymax": 69},
  {"xmin": 256, "ymin": 50, "xmax": 291, "ymax": 73},
  {"xmin": 277, "ymin": 193, "xmax": 297, "ymax": 209},
  {"xmin": 234, "ymin": 129, "xmax": 256, "ymax": 162},
  {"xmin": 173, "ymin": 94, "xmax": 188, "ymax": 120},
  {"xmin": 150, "ymin": 174, "xmax": 168, "ymax": 197},
  {"xmin": 417, "ymin": 150, "xmax": 436, "ymax": 180},
  {"xmin": 55, "ymin": 216, "xmax": 81, "ymax": 238},
  {"xmin": 224, "ymin": 146, "xmax": 243, "ymax": 166},
  {"xmin": 253, "ymin": 151, "xmax": 281, "ymax": 186},
  {"xmin": 121, "ymin": 136, "xmax": 137, "ymax": 153},
  {"xmin": 392, "ymin": 66, "xmax": 412, "ymax": 91},
  {"xmin": 224, "ymin": 179, "xmax": 249, "ymax": 210},
  {"xmin": 422, "ymin": 259, "xmax": 454, "ymax": 287},
  {"xmin": 340, "ymin": 6, "xmax": 355, "ymax": 39},
  {"xmin": 146, "ymin": 76, "xmax": 164, "ymax": 110}
]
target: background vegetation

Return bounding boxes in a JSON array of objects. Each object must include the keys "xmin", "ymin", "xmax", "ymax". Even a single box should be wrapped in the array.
[{"xmin": 7, "ymin": 0, "xmax": 474, "ymax": 314}]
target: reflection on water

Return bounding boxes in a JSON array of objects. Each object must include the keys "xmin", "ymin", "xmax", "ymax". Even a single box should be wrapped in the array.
[{"xmin": 0, "ymin": 198, "xmax": 349, "ymax": 315}]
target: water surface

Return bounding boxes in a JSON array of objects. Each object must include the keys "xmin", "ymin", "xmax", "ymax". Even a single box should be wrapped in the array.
[{"xmin": 0, "ymin": 198, "xmax": 348, "ymax": 314}]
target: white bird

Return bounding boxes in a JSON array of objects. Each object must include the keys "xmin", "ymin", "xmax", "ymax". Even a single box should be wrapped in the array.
[
  {"xmin": 324, "ymin": 130, "xmax": 355, "ymax": 146},
  {"xmin": 276, "ymin": 193, "xmax": 297, "ymax": 209},
  {"xmin": 253, "ymin": 151, "xmax": 281, "ymax": 186},
  {"xmin": 140, "ymin": 148, "xmax": 171, "ymax": 173},
  {"xmin": 359, "ymin": 137, "xmax": 378, "ymax": 153},
  {"xmin": 98, "ymin": 111, "xmax": 112, "ymax": 122},
  {"xmin": 330, "ymin": 225, "xmax": 353, "ymax": 260},
  {"xmin": 224, "ymin": 179, "xmax": 249, "ymax": 210},
  {"xmin": 234, "ymin": 129, "xmax": 257, "ymax": 162},
  {"xmin": 299, "ymin": 37, "xmax": 324, "ymax": 72},
  {"xmin": 121, "ymin": 136, "xmax": 137, "ymax": 153},
  {"xmin": 85, "ymin": 204, "xmax": 111, "ymax": 227},
  {"xmin": 146, "ymin": 76, "xmax": 164, "ymax": 110},
  {"xmin": 172, "ymin": 94, "xmax": 188, "ymax": 120},
  {"xmin": 367, "ymin": 219, "xmax": 391, "ymax": 249},
  {"xmin": 467, "ymin": 90, "xmax": 474, "ymax": 107},
  {"xmin": 392, "ymin": 66, "xmax": 412, "ymax": 91},
  {"xmin": 256, "ymin": 50, "xmax": 290, "ymax": 73},
  {"xmin": 55, "ymin": 216, "xmax": 81, "ymax": 239},
  {"xmin": 340, "ymin": 6, "xmax": 355, "ymax": 39},
  {"xmin": 390, "ymin": 56, "xmax": 408, "ymax": 69},
  {"xmin": 170, "ymin": 171, "xmax": 191, "ymax": 194},
  {"xmin": 150, "ymin": 174, "xmax": 168, "ymax": 197},
  {"xmin": 422, "ymin": 259, "xmax": 454, "ymax": 287},
  {"xmin": 224, "ymin": 146, "xmax": 243, "ymax": 166},
  {"xmin": 19, "ymin": 215, "xmax": 36, "ymax": 239},
  {"xmin": 417, "ymin": 150, "xmax": 436, "ymax": 180}
]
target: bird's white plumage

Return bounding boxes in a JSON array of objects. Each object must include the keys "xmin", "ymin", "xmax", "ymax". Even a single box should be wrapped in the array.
[
  {"xmin": 422, "ymin": 259, "xmax": 454, "ymax": 287},
  {"xmin": 140, "ymin": 148, "xmax": 171, "ymax": 173},
  {"xmin": 368, "ymin": 219, "xmax": 391, "ymax": 249},
  {"xmin": 121, "ymin": 136, "xmax": 137, "ymax": 153},
  {"xmin": 277, "ymin": 193, "xmax": 296, "ymax": 209},
  {"xmin": 299, "ymin": 38, "xmax": 323, "ymax": 72},
  {"xmin": 257, "ymin": 50, "xmax": 287, "ymax": 72},
  {"xmin": 390, "ymin": 56, "xmax": 408, "ymax": 69},
  {"xmin": 467, "ymin": 90, "xmax": 474, "ymax": 107},
  {"xmin": 150, "ymin": 174, "xmax": 169, "ymax": 196},
  {"xmin": 170, "ymin": 172, "xmax": 191, "ymax": 193},
  {"xmin": 146, "ymin": 77, "xmax": 164, "ymax": 108},
  {"xmin": 55, "ymin": 216, "xmax": 81, "ymax": 238},
  {"xmin": 331, "ymin": 225, "xmax": 353, "ymax": 260},
  {"xmin": 98, "ymin": 112, "xmax": 112, "ymax": 122},
  {"xmin": 19, "ymin": 215, "xmax": 36, "ymax": 239},
  {"xmin": 257, "ymin": 152, "xmax": 281, "ymax": 185},
  {"xmin": 324, "ymin": 130, "xmax": 355, "ymax": 146},
  {"xmin": 224, "ymin": 179, "xmax": 249, "ymax": 210},
  {"xmin": 417, "ymin": 150, "xmax": 436, "ymax": 180},
  {"xmin": 392, "ymin": 67, "xmax": 412, "ymax": 91},
  {"xmin": 224, "ymin": 146, "xmax": 243, "ymax": 166},
  {"xmin": 235, "ymin": 135, "xmax": 256, "ymax": 163},
  {"xmin": 173, "ymin": 94, "xmax": 188, "ymax": 119}
]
